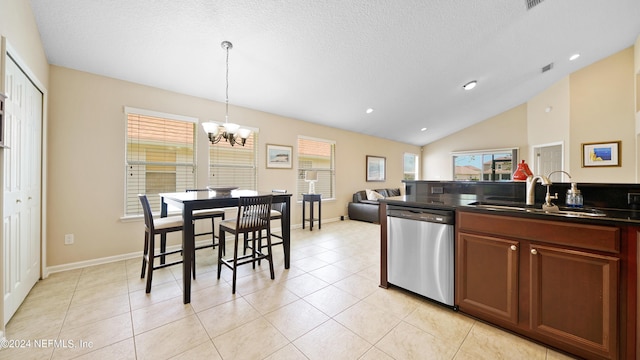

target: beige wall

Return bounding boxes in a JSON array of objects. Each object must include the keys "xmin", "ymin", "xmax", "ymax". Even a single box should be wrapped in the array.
[
  {"xmin": 0, "ymin": 1, "xmax": 49, "ymax": 90},
  {"xmin": 423, "ymin": 104, "xmax": 528, "ymax": 180},
  {"xmin": 634, "ymin": 35, "xmax": 640, "ymax": 181},
  {"xmin": 47, "ymin": 65, "xmax": 419, "ymax": 267},
  {"xmin": 527, "ymin": 77, "xmax": 571, "ymax": 172},
  {"xmin": 636, "ymin": 35, "xmax": 640, "ymax": 114},
  {"xmin": 0, "ymin": 0, "xmax": 50, "ymax": 338},
  {"xmin": 569, "ymin": 47, "xmax": 635, "ymax": 183},
  {"xmin": 423, "ymin": 46, "xmax": 637, "ymax": 183}
]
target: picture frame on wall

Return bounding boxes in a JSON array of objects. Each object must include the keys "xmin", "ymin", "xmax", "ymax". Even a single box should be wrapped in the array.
[
  {"xmin": 366, "ymin": 155, "xmax": 386, "ymax": 182},
  {"xmin": 582, "ymin": 141, "xmax": 621, "ymax": 167},
  {"xmin": 266, "ymin": 144, "xmax": 293, "ymax": 168}
]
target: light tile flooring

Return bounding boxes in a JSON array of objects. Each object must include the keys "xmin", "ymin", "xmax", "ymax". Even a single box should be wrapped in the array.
[{"xmin": 1, "ymin": 220, "xmax": 577, "ymax": 360}]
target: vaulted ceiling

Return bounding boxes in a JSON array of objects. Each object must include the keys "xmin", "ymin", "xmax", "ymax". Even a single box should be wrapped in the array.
[{"xmin": 29, "ymin": 0, "xmax": 640, "ymax": 146}]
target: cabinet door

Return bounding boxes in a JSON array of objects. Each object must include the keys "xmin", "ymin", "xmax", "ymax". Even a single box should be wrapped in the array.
[
  {"xmin": 530, "ymin": 244, "xmax": 619, "ymax": 359},
  {"xmin": 456, "ymin": 232, "xmax": 519, "ymax": 325}
]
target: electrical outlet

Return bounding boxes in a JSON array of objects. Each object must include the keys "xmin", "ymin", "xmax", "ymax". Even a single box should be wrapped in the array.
[
  {"xmin": 64, "ymin": 234, "xmax": 74, "ymax": 245},
  {"xmin": 628, "ymin": 193, "xmax": 640, "ymax": 206}
]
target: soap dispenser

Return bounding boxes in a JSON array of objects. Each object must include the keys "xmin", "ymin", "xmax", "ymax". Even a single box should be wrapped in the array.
[{"xmin": 566, "ymin": 183, "xmax": 583, "ymax": 208}]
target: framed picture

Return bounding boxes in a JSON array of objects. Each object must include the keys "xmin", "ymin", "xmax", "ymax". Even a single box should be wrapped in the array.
[
  {"xmin": 366, "ymin": 155, "xmax": 386, "ymax": 182},
  {"xmin": 582, "ymin": 141, "xmax": 621, "ymax": 167},
  {"xmin": 266, "ymin": 144, "xmax": 293, "ymax": 168}
]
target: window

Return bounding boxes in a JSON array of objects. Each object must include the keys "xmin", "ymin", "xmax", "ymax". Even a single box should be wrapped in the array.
[
  {"xmin": 297, "ymin": 136, "xmax": 335, "ymax": 201},
  {"xmin": 452, "ymin": 148, "xmax": 518, "ymax": 181},
  {"xmin": 209, "ymin": 132, "xmax": 258, "ymax": 190},
  {"xmin": 403, "ymin": 153, "xmax": 419, "ymax": 180},
  {"xmin": 125, "ymin": 107, "xmax": 196, "ymax": 215}
]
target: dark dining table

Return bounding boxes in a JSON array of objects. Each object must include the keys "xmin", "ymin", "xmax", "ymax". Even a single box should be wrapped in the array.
[{"xmin": 159, "ymin": 189, "xmax": 292, "ymax": 304}]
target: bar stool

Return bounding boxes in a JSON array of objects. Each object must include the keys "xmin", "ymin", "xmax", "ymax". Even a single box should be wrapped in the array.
[
  {"xmin": 187, "ymin": 189, "xmax": 225, "ymax": 251},
  {"xmin": 217, "ymin": 195, "xmax": 274, "ymax": 294},
  {"xmin": 244, "ymin": 189, "xmax": 286, "ymax": 256},
  {"xmin": 139, "ymin": 194, "xmax": 185, "ymax": 293},
  {"xmin": 269, "ymin": 189, "xmax": 286, "ymax": 245}
]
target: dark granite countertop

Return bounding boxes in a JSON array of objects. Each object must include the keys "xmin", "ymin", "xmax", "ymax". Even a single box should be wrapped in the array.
[{"xmin": 381, "ymin": 194, "xmax": 640, "ymax": 226}]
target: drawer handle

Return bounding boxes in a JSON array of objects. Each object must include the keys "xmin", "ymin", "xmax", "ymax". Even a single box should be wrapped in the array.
[
  {"xmin": 510, "ymin": 245, "xmax": 517, "ymax": 251},
  {"xmin": 531, "ymin": 249, "xmax": 538, "ymax": 255}
]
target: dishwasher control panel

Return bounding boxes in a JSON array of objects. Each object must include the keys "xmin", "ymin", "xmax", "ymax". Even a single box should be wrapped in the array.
[{"xmin": 387, "ymin": 206, "xmax": 454, "ymax": 225}]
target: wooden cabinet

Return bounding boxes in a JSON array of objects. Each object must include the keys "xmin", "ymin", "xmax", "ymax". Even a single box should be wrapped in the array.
[
  {"xmin": 456, "ymin": 210, "xmax": 621, "ymax": 360},
  {"xmin": 530, "ymin": 244, "xmax": 618, "ymax": 358},
  {"xmin": 457, "ymin": 233, "xmax": 519, "ymax": 325}
]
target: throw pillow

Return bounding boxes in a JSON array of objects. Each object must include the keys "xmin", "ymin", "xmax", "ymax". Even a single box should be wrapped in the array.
[
  {"xmin": 386, "ymin": 188, "xmax": 401, "ymax": 197},
  {"xmin": 366, "ymin": 189, "xmax": 385, "ymax": 201}
]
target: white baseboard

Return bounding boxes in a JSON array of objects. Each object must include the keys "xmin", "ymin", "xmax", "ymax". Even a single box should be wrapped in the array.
[
  {"xmin": 45, "ymin": 249, "xmax": 143, "ymax": 275},
  {"xmin": 46, "ymin": 239, "xmax": 207, "ymax": 275},
  {"xmin": 45, "ymin": 219, "xmax": 344, "ymax": 275}
]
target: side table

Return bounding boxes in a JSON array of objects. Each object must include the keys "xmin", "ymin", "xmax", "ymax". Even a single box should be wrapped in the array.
[{"xmin": 302, "ymin": 193, "xmax": 321, "ymax": 231}]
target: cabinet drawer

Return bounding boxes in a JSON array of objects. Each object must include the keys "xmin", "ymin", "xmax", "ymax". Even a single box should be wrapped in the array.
[{"xmin": 457, "ymin": 211, "xmax": 620, "ymax": 254}]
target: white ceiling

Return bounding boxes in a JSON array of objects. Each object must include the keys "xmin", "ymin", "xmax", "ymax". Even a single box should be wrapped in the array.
[{"xmin": 29, "ymin": 0, "xmax": 640, "ymax": 146}]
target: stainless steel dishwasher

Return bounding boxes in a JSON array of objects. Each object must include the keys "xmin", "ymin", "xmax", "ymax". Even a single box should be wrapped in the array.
[{"xmin": 387, "ymin": 205, "xmax": 455, "ymax": 307}]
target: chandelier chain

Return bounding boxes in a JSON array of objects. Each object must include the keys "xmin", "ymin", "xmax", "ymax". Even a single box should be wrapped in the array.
[{"xmin": 202, "ymin": 40, "xmax": 250, "ymax": 147}]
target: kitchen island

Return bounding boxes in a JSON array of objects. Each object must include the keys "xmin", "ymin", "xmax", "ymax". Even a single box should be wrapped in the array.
[{"xmin": 379, "ymin": 181, "xmax": 640, "ymax": 360}]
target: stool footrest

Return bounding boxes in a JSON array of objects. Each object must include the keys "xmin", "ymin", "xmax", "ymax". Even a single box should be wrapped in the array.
[
  {"xmin": 219, "ymin": 251, "xmax": 269, "ymax": 270},
  {"xmin": 151, "ymin": 259, "xmax": 183, "ymax": 270}
]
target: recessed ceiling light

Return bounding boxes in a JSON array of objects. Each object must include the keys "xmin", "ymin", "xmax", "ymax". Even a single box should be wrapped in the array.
[
  {"xmin": 366, "ymin": 108, "xmax": 374, "ymax": 114},
  {"xmin": 463, "ymin": 81, "xmax": 477, "ymax": 90},
  {"xmin": 569, "ymin": 53, "xmax": 580, "ymax": 61},
  {"xmin": 421, "ymin": 127, "xmax": 427, "ymax": 132}
]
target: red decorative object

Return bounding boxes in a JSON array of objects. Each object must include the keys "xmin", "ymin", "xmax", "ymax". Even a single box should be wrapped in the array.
[{"xmin": 513, "ymin": 160, "xmax": 532, "ymax": 181}]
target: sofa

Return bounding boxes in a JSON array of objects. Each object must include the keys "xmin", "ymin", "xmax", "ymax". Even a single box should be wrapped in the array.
[{"xmin": 348, "ymin": 188, "xmax": 401, "ymax": 223}]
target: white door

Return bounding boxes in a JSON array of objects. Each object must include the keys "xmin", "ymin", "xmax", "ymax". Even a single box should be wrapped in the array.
[
  {"xmin": 3, "ymin": 56, "xmax": 42, "ymax": 325},
  {"xmin": 534, "ymin": 144, "xmax": 564, "ymax": 181}
]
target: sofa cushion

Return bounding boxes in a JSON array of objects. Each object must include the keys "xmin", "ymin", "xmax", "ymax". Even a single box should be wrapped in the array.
[
  {"xmin": 386, "ymin": 188, "xmax": 401, "ymax": 197},
  {"xmin": 366, "ymin": 189, "xmax": 385, "ymax": 200},
  {"xmin": 374, "ymin": 189, "xmax": 388, "ymax": 197}
]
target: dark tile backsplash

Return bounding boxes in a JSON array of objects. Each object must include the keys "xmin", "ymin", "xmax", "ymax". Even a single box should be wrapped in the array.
[{"xmin": 404, "ymin": 180, "xmax": 640, "ymax": 210}]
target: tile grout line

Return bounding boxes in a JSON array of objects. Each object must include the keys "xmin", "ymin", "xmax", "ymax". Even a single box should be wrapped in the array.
[
  {"xmin": 124, "ymin": 257, "xmax": 140, "ymax": 360},
  {"xmin": 51, "ymin": 268, "xmax": 82, "ymax": 360}
]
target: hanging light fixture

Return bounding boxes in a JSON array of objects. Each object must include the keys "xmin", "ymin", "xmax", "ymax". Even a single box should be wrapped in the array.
[{"xmin": 202, "ymin": 41, "xmax": 252, "ymax": 146}]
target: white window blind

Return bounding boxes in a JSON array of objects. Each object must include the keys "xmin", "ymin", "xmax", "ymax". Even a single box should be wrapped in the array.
[
  {"xmin": 297, "ymin": 136, "xmax": 335, "ymax": 201},
  {"xmin": 209, "ymin": 133, "xmax": 257, "ymax": 190},
  {"xmin": 125, "ymin": 108, "xmax": 196, "ymax": 215},
  {"xmin": 403, "ymin": 153, "xmax": 419, "ymax": 180}
]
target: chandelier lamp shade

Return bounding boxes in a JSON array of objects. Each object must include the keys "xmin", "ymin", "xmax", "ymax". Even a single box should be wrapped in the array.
[{"xmin": 202, "ymin": 41, "xmax": 252, "ymax": 146}]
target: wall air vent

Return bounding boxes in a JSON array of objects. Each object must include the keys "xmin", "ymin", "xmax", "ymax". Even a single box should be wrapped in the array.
[
  {"xmin": 542, "ymin": 63, "xmax": 553, "ymax": 73},
  {"xmin": 526, "ymin": 0, "xmax": 545, "ymax": 10}
]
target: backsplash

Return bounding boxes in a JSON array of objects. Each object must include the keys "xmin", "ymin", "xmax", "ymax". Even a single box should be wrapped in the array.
[{"xmin": 404, "ymin": 180, "xmax": 640, "ymax": 210}]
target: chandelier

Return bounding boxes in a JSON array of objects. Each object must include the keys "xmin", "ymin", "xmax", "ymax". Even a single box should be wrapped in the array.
[{"xmin": 202, "ymin": 41, "xmax": 252, "ymax": 146}]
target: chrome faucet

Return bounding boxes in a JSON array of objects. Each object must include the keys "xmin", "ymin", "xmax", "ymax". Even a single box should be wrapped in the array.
[
  {"xmin": 544, "ymin": 170, "xmax": 574, "ymax": 210},
  {"xmin": 525, "ymin": 174, "xmax": 552, "ymax": 206},
  {"xmin": 547, "ymin": 170, "xmax": 572, "ymax": 182}
]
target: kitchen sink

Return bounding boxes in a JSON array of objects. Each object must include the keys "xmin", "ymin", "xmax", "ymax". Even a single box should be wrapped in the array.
[{"xmin": 469, "ymin": 202, "xmax": 607, "ymax": 218}]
